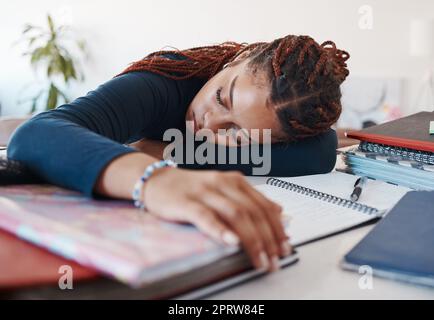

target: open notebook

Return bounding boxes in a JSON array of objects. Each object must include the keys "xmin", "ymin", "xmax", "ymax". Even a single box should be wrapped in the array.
[{"xmin": 255, "ymin": 171, "xmax": 410, "ymax": 246}]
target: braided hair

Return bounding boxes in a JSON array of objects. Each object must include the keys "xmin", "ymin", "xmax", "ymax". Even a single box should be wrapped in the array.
[{"xmin": 117, "ymin": 35, "xmax": 349, "ymax": 141}]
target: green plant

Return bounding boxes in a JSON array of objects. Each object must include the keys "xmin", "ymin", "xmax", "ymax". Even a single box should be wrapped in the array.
[{"xmin": 19, "ymin": 14, "xmax": 87, "ymax": 112}]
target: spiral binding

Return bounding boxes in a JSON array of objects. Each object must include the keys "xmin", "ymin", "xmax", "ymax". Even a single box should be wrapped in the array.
[
  {"xmin": 266, "ymin": 177, "xmax": 380, "ymax": 216},
  {"xmin": 359, "ymin": 141, "xmax": 434, "ymax": 165}
]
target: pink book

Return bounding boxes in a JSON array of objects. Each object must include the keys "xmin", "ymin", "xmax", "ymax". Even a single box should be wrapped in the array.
[
  {"xmin": 0, "ymin": 184, "xmax": 298, "ymax": 298},
  {"xmin": 0, "ymin": 184, "xmax": 238, "ymax": 287}
]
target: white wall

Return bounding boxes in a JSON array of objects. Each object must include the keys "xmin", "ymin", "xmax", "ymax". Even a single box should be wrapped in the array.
[{"xmin": 1, "ymin": 0, "xmax": 434, "ymax": 116}]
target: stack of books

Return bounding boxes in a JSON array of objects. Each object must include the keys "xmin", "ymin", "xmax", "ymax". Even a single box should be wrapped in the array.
[{"xmin": 340, "ymin": 111, "xmax": 434, "ymax": 191}]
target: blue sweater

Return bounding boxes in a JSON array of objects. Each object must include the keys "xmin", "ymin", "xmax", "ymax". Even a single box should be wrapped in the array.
[{"xmin": 7, "ymin": 70, "xmax": 337, "ymax": 197}]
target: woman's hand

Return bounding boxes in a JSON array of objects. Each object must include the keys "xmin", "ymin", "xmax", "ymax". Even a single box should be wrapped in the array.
[
  {"xmin": 95, "ymin": 152, "xmax": 292, "ymax": 271},
  {"xmin": 143, "ymin": 167, "xmax": 292, "ymax": 271}
]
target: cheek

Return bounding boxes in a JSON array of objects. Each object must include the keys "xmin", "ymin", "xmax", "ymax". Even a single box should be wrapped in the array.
[
  {"xmin": 235, "ymin": 98, "xmax": 273, "ymax": 129},
  {"xmin": 188, "ymin": 83, "xmax": 220, "ymax": 120}
]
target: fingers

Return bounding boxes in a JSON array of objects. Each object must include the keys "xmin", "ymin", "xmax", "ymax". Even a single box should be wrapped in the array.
[
  {"xmin": 183, "ymin": 203, "xmax": 240, "ymax": 247},
  {"xmin": 238, "ymin": 179, "xmax": 292, "ymax": 257},
  {"xmin": 218, "ymin": 185, "xmax": 282, "ymax": 271},
  {"xmin": 143, "ymin": 167, "xmax": 292, "ymax": 273},
  {"xmin": 196, "ymin": 189, "xmax": 270, "ymax": 270},
  {"xmin": 199, "ymin": 171, "xmax": 293, "ymax": 272}
]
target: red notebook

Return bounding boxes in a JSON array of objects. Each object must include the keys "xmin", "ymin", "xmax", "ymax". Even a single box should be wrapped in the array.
[
  {"xmin": 0, "ymin": 228, "xmax": 98, "ymax": 289},
  {"xmin": 346, "ymin": 112, "xmax": 434, "ymax": 153}
]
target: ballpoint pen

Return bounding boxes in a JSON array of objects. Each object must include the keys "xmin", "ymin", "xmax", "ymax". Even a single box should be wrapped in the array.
[{"xmin": 351, "ymin": 176, "xmax": 367, "ymax": 202}]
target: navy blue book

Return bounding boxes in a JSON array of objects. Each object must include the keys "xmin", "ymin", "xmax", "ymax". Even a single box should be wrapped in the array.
[{"xmin": 342, "ymin": 191, "xmax": 434, "ymax": 287}]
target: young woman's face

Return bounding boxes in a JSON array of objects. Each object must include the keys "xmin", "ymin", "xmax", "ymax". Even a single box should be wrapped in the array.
[{"xmin": 185, "ymin": 58, "xmax": 284, "ymax": 145}]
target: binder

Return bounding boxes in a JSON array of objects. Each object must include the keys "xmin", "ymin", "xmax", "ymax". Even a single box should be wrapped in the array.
[{"xmin": 342, "ymin": 191, "xmax": 434, "ymax": 287}]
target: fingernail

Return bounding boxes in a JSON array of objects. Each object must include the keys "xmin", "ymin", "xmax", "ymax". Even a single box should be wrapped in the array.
[
  {"xmin": 222, "ymin": 231, "xmax": 240, "ymax": 246},
  {"xmin": 271, "ymin": 255, "xmax": 280, "ymax": 272},
  {"xmin": 281, "ymin": 241, "xmax": 292, "ymax": 256},
  {"xmin": 258, "ymin": 251, "xmax": 269, "ymax": 270}
]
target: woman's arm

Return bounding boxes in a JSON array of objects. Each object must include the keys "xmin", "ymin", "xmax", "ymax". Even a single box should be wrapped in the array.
[
  {"xmin": 7, "ymin": 71, "xmax": 196, "ymax": 196},
  {"xmin": 7, "ymin": 72, "xmax": 290, "ymax": 271},
  {"xmin": 129, "ymin": 129, "xmax": 338, "ymax": 176},
  {"xmin": 189, "ymin": 129, "xmax": 338, "ymax": 176},
  {"xmin": 129, "ymin": 138, "xmax": 167, "ymax": 159}
]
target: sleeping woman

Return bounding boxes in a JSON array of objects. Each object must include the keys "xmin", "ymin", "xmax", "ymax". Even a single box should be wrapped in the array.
[{"xmin": 7, "ymin": 34, "xmax": 349, "ymax": 272}]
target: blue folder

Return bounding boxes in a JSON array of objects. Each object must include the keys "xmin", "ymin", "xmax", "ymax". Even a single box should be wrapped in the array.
[{"xmin": 342, "ymin": 191, "xmax": 434, "ymax": 287}]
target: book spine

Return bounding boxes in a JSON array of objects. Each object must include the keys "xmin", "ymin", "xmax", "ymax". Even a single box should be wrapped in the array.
[{"xmin": 359, "ymin": 142, "xmax": 434, "ymax": 165}]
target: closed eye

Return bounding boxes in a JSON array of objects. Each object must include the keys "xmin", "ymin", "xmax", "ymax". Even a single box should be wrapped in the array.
[{"xmin": 215, "ymin": 87, "xmax": 228, "ymax": 109}]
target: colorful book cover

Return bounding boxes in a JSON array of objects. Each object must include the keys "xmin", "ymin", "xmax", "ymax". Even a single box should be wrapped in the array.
[{"xmin": 0, "ymin": 184, "xmax": 238, "ymax": 287}]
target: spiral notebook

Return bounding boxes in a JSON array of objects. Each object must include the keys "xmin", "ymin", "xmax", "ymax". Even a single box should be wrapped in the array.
[
  {"xmin": 359, "ymin": 141, "xmax": 434, "ymax": 165},
  {"xmin": 255, "ymin": 171, "xmax": 410, "ymax": 246}
]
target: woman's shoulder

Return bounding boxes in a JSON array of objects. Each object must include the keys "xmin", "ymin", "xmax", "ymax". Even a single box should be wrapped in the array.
[
  {"xmin": 103, "ymin": 65, "xmax": 205, "ymax": 99},
  {"xmin": 113, "ymin": 52, "xmax": 206, "ymax": 92}
]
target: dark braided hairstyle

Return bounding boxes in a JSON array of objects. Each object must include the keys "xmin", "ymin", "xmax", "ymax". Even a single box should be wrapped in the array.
[
  {"xmin": 117, "ymin": 35, "xmax": 349, "ymax": 141},
  {"xmin": 249, "ymin": 35, "xmax": 350, "ymax": 141}
]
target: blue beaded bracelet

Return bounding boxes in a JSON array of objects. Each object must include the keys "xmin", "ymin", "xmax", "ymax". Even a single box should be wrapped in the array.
[{"xmin": 132, "ymin": 159, "xmax": 177, "ymax": 210}]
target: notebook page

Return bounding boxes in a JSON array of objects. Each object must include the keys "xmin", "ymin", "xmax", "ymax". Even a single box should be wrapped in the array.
[
  {"xmin": 280, "ymin": 171, "xmax": 410, "ymax": 211},
  {"xmin": 255, "ymin": 183, "xmax": 375, "ymax": 246},
  {"xmin": 255, "ymin": 171, "xmax": 410, "ymax": 246}
]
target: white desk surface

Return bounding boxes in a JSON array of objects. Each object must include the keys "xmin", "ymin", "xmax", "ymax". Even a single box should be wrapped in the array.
[{"xmin": 208, "ymin": 176, "xmax": 434, "ymax": 300}]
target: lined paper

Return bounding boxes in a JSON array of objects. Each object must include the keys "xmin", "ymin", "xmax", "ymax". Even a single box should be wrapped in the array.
[{"xmin": 256, "ymin": 171, "xmax": 410, "ymax": 246}]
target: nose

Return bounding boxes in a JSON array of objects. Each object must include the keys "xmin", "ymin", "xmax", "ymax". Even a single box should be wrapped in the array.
[{"xmin": 203, "ymin": 109, "xmax": 228, "ymax": 132}]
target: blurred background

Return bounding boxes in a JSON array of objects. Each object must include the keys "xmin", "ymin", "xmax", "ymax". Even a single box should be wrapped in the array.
[{"xmin": 1, "ymin": 0, "xmax": 434, "ymax": 145}]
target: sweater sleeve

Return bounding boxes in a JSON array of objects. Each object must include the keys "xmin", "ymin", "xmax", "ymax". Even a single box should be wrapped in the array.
[
  {"xmin": 178, "ymin": 128, "xmax": 338, "ymax": 176},
  {"xmin": 7, "ymin": 71, "xmax": 202, "ymax": 197}
]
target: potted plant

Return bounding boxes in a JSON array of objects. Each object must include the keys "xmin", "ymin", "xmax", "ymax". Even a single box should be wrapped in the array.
[
  {"xmin": 20, "ymin": 14, "xmax": 87, "ymax": 112},
  {"xmin": 0, "ymin": 14, "xmax": 87, "ymax": 147}
]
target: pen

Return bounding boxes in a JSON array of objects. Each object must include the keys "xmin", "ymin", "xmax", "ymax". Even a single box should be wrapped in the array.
[{"xmin": 351, "ymin": 176, "xmax": 367, "ymax": 202}]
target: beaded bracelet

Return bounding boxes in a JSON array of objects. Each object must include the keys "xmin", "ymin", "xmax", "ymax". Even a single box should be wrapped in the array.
[{"xmin": 132, "ymin": 159, "xmax": 177, "ymax": 210}]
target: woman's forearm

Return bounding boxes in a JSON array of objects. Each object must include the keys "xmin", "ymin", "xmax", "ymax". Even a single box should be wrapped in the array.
[
  {"xmin": 128, "ymin": 138, "xmax": 168, "ymax": 159},
  {"xmin": 94, "ymin": 152, "xmax": 159, "ymax": 199}
]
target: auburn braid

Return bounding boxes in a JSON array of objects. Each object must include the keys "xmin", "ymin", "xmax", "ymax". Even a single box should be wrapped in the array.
[
  {"xmin": 247, "ymin": 35, "xmax": 349, "ymax": 141},
  {"xmin": 117, "ymin": 42, "xmax": 248, "ymax": 80}
]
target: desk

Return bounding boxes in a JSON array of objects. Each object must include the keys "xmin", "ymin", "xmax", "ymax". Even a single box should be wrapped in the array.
[
  {"xmin": 1, "ymin": 151, "xmax": 434, "ymax": 299},
  {"xmin": 210, "ymin": 226, "xmax": 434, "ymax": 299},
  {"xmin": 207, "ymin": 176, "xmax": 434, "ymax": 300}
]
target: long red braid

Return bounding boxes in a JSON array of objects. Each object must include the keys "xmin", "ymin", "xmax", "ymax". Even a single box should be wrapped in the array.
[
  {"xmin": 117, "ymin": 35, "xmax": 350, "ymax": 141},
  {"xmin": 117, "ymin": 42, "xmax": 256, "ymax": 80}
]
